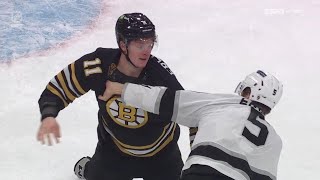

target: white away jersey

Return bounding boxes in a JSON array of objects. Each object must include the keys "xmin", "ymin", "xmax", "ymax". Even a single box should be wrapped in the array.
[{"xmin": 122, "ymin": 83, "xmax": 282, "ymax": 180}]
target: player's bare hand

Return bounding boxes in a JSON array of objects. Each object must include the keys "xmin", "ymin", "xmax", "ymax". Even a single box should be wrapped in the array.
[
  {"xmin": 98, "ymin": 81, "xmax": 124, "ymax": 101},
  {"xmin": 37, "ymin": 117, "xmax": 61, "ymax": 146}
]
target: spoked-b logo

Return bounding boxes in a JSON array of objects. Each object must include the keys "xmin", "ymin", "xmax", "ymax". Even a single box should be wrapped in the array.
[{"xmin": 106, "ymin": 96, "xmax": 148, "ymax": 128}]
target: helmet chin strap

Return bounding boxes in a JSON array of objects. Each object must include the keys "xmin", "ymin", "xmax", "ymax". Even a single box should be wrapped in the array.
[{"xmin": 124, "ymin": 45, "xmax": 139, "ymax": 68}]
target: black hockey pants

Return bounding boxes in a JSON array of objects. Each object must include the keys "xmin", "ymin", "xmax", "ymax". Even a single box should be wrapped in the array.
[
  {"xmin": 180, "ymin": 164, "xmax": 234, "ymax": 180},
  {"xmin": 85, "ymin": 136, "xmax": 183, "ymax": 180}
]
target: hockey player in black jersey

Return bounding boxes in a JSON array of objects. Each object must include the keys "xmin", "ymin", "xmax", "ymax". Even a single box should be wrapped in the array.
[
  {"xmin": 100, "ymin": 70, "xmax": 283, "ymax": 180},
  {"xmin": 36, "ymin": 13, "xmax": 184, "ymax": 180}
]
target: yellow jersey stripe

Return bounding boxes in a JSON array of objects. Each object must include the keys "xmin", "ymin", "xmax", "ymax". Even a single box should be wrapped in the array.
[
  {"xmin": 57, "ymin": 73, "xmax": 76, "ymax": 102},
  {"xmin": 63, "ymin": 66, "xmax": 80, "ymax": 97},
  {"xmin": 71, "ymin": 63, "xmax": 86, "ymax": 94},
  {"xmin": 114, "ymin": 124, "xmax": 170, "ymax": 150},
  {"xmin": 102, "ymin": 115, "xmax": 171, "ymax": 150},
  {"xmin": 113, "ymin": 123, "xmax": 176, "ymax": 157},
  {"xmin": 47, "ymin": 84, "xmax": 68, "ymax": 107}
]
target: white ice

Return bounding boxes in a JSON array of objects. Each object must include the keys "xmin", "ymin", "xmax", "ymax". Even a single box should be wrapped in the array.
[{"xmin": 1, "ymin": 0, "xmax": 319, "ymax": 179}]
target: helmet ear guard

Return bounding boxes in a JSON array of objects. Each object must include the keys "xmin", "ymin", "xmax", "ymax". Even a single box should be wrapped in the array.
[{"xmin": 235, "ymin": 70, "xmax": 283, "ymax": 109}]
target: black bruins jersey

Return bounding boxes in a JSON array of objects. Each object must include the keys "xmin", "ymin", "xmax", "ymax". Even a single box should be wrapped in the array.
[{"xmin": 38, "ymin": 48, "xmax": 183, "ymax": 157}]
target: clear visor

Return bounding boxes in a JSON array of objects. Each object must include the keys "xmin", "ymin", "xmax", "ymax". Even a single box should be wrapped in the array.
[{"xmin": 126, "ymin": 36, "xmax": 158, "ymax": 52}]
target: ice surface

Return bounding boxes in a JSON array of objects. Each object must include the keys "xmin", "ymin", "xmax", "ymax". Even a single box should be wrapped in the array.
[
  {"xmin": 0, "ymin": 0, "xmax": 320, "ymax": 179},
  {"xmin": 0, "ymin": 0, "xmax": 103, "ymax": 62}
]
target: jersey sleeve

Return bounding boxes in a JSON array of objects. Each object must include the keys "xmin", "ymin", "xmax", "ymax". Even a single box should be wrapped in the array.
[
  {"xmin": 121, "ymin": 83, "xmax": 168, "ymax": 114},
  {"xmin": 122, "ymin": 83, "xmax": 232, "ymax": 127},
  {"xmin": 121, "ymin": 82, "xmax": 194, "ymax": 125},
  {"xmin": 38, "ymin": 49, "xmax": 103, "ymax": 120}
]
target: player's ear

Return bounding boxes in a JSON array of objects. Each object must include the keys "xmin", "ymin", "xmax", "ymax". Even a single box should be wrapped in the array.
[
  {"xmin": 241, "ymin": 87, "xmax": 251, "ymax": 99},
  {"xmin": 119, "ymin": 41, "xmax": 127, "ymax": 54}
]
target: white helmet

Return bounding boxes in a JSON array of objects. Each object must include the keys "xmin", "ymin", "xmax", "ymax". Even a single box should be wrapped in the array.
[{"xmin": 235, "ymin": 70, "xmax": 283, "ymax": 109}]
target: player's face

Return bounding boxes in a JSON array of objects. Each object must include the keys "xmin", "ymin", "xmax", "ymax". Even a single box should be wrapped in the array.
[
  {"xmin": 241, "ymin": 87, "xmax": 251, "ymax": 99},
  {"xmin": 127, "ymin": 38, "xmax": 154, "ymax": 68}
]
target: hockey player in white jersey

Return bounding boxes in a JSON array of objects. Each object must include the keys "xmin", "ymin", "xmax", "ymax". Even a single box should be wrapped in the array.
[{"xmin": 98, "ymin": 70, "xmax": 283, "ymax": 180}]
